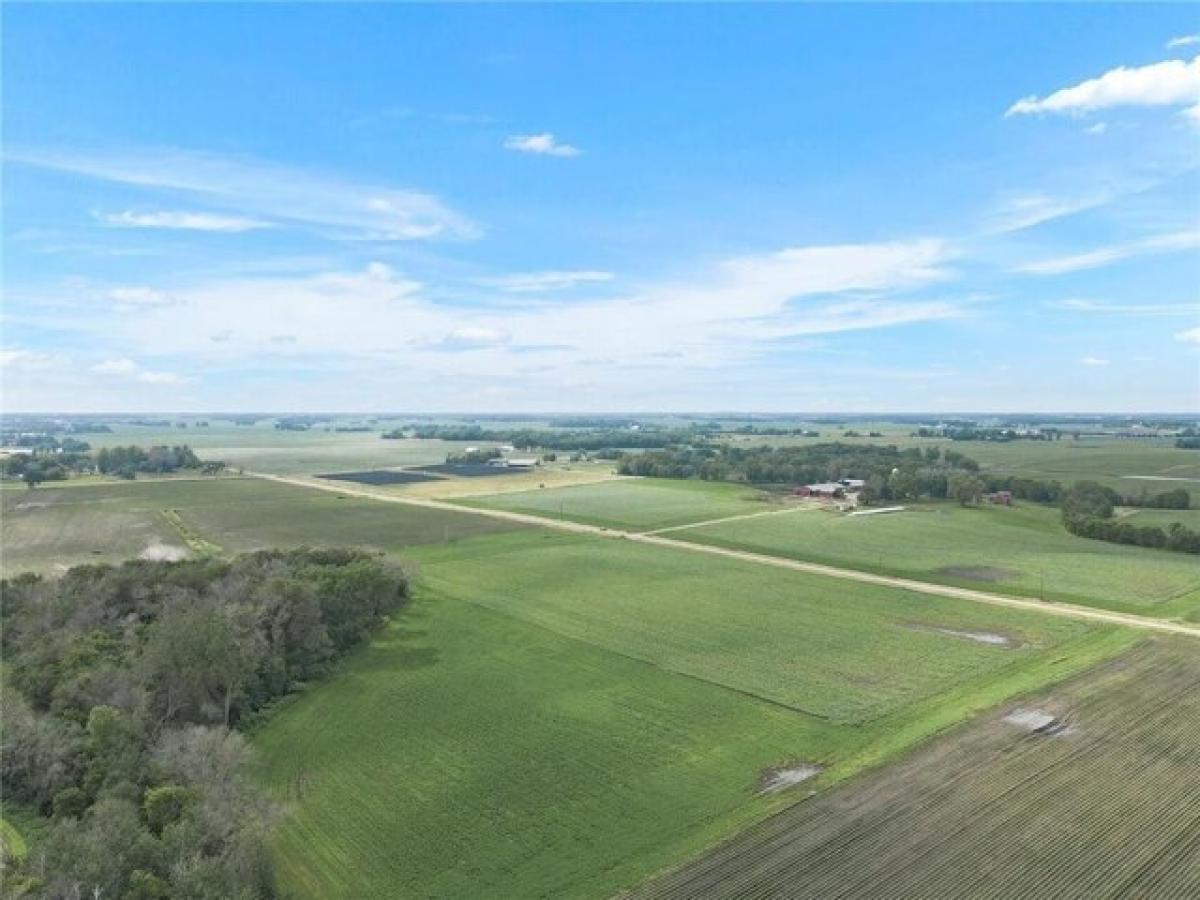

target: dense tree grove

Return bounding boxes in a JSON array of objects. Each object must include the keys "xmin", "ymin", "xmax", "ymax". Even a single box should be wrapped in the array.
[
  {"xmin": 96, "ymin": 445, "xmax": 203, "ymax": 477},
  {"xmin": 1, "ymin": 550, "xmax": 408, "ymax": 897},
  {"xmin": 618, "ymin": 443, "xmax": 981, "ymax": 501},
  {"xmin": 1059, "ymin": 482, "xmax": 1199, "ymax": 554}
]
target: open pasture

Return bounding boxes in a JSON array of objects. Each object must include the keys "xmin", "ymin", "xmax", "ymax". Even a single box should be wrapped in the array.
[
  {"xmin": 677, "ymin": 502, "xmax": 1200, "ymax": 618},
  {"xmin": 456, "ymin": 477, "xmax": 774, "ymax": 531},
  {"xmin": 256, "ymin": 529, "xmax": 1133, "ymax": 899},
  {"xmin": 635, "ymin": 636, "xmax": 1200, "ymax": 900},
  {"xmin": 0, "ymin": 477, "xmax": 524, "ymax": 575},
  {"xmin": 408, "ymin": 531, "xmax": 1111, "ymax": 724}
]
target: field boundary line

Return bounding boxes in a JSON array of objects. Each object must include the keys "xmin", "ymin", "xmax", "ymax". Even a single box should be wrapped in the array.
[
  {"xmin": 642, "ymin": 503, "xmax": 820, "ymax": 535},
  {"xmin": 246, "ymin": 471, "xmax": 1200, "ymax": 640}
]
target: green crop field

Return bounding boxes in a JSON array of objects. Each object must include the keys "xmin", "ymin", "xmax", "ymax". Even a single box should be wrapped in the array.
[
  {"xmin": 255, "ymin": 529, "xmax": 1134, "ymax": 898},
  {"xmin": 635, "ymin": 636, "xmax": 1200, "ymax": 900},
  {"xmin": 676, "ymin": 502, "xmax": 1200, "ymax": 619},
  {"xmin": 456, "ymin": 477, "xmax": 773, "ymax": 530},
  {"xmin": 0, "ymin": 477, "xmax": 524, "ymax": 575},
  {"xmin": 407, "ymin": 531, "xmax": 1115, "ymax": 723}
]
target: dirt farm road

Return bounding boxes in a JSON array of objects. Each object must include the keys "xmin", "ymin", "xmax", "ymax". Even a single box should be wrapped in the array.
[{"xmin": 250, "ymin": 472, "xmax": 1200, "ymax": 640}]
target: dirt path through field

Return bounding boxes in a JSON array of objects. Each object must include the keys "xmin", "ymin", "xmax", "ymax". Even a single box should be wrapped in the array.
[
  {"xmin": 643, "ymin": 502, "xmax": 820, "ymax": 535},
  {"xmin": 249, "ymin": 472, "xmax": 1200, "ymax": 639}
]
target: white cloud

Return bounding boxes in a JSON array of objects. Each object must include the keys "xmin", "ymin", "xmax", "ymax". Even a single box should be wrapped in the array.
[
  {"xmin": 1167, "ymin": 35, "xmax": 1200, "ymax": 49},
  {"xmin": 479, "ymin": 270, "xmax": 614, "ymax": 292},
  {"xmin": 90, "ymin": 240, "xmax": 958, "ymax": 386},
  {"xmin": 1176, "ymin": 326, "xmax": 1200, "ymax": 345},
  {"xmin": 503, "ymin": 133, "xmax": 581, "ymax": 157},
  {"xmin": 1080, "ymin": 356, "xmax": 1110, "ymax": 366},
  {"xmin": 9, "ymin": 146, "xmax": 479, "ymax": 241},
  {"xmin": 98, "ymin": 210, "xmax": 269, "ymax": 232},
  {"xmin": 1084, "ymin": 121, "xmax": 1108, "ymax": 135},
  {"xmin": 91, "ymin": 357, "xmax": 183, "ymax": 385},
  {"xmin": 1006, "ymin": 54, "xmax": 1200, "ymax": 121},
  {"xmin": 1018, "ymin": 230, "xmax": 1200, "ymax": 275},
  {"xmin": 106, "ymin": 287, "xmax": 177, "ymax": 308}
]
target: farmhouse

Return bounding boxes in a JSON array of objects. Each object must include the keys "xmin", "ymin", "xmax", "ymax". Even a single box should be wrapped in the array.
[
  {"xmin": 795, "ymin": 482, "xmax": 845, "ymax": 499},
  {"xmin": 985, "ymin": 490, "xmax": 1013, "ymax": 505},
  {"xmin": 839, "ymin": 478, "xmax": 866, "ymax": 490},
  {"xmin": 490, "ymin": 456, "xmax": 541, "ymax": 469}
]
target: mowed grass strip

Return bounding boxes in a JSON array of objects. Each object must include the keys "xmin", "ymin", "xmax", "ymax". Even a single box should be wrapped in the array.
[
  {"xmin": 455, "ymin": 478, "xmax": 773, "ymax": 531},
  {"xmin": 677, "ymin": 502, "xmax": 1200, "ymax": 618},
  {"xmin": 408, "ymin": 531, "xmax": 1100, "ymax": 724},
  {"xmin": 0, "ymin": 478, "xmax": 525, "ymax": 575},
  {"xmin": 633, "ymin": 636, "xmax": 1200, "ymax": 900}
]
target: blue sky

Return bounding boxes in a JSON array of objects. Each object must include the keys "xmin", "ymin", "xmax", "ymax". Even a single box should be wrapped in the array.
[{"xmin": 3, "ymin": 4, "xmax": 1198, "ymax": 413}]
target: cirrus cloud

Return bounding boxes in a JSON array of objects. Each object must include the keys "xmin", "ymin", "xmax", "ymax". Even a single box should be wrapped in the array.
[{"xmin": 98, "ymin": 209, "xmax": 269, "ymax": 232}]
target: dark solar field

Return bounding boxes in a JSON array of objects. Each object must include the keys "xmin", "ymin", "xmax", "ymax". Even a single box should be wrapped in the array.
[{"xmin": 316, "ymin": 469, "xmax": 445, "ymax": 485}]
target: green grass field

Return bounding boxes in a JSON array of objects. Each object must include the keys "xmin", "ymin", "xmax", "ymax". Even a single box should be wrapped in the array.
[
  {"xmin": 0, "ymin": 477, "xmax": 525, "ymax": 575},
  {"xmin": 456, "ymin": 477, "xmax": 773, "ymax": 530},
  {"xmin": 255, "ymin": 529, "xmax": 1135, "ymax": 898},
  {"xmin": 676, "ymin": 502, "xmax": 1200, "ymax": 618}
]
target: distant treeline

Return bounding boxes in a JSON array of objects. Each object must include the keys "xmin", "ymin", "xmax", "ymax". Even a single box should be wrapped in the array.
[
  {"xmin": 1, "ymin": 444, "xmax": 221, "ymax": 486},
  {"xmin": 0, "ymin": 549, "xmax": 408, "ymax": 898},
  {"xmin": 619, "ymin": 443, "xmax": 982, "ymax": 502},
  {"xmin": 1060, "ymin": 482, "xmax": 1199, "ymax": 554},
  {"xmin": 387, "ymin": 424, "xmax": 705, "ymax": 451},
  {"xmin": 913, "ymin": 427, "xmax": 1062, "ymax": 442}
]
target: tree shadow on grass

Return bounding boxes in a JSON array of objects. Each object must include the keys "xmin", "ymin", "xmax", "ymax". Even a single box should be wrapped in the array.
[{"xmin": 359, "ymin": 618, "xmax": 440, "ymax": 671}]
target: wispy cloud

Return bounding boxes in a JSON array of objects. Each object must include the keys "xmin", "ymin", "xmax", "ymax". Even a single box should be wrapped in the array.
[
  {"xmin": 9, "ymin": 145, "xmax": 480, "ymax": 241},
  {"xmin": 1177, "ymin": 326, "xmax": 1200, "ymax": 345},
  {"xmin": 91, "ymin": 357, "xmax": 183, "ymax": 385},
  {"xmin": 1084, "ymin": 121, "xmax": 1108, "ymax": 135},
  {"xmin": 983, "ymin": 192, "xmax": 1116, "ymax": 234},
  {"xmin": 1050, "ymin": 298, "xmax": 1198, "ymax": 316},
  {"xmin": 479, "ymin": 270, "xmax": 614, "ymax": 292},
  {"xmin": 1006, "ymin": 54, "xmax": 1200, "ymax": 121},
  {"xmin": 1167, "ymin": 35, "xmax": 1200, "ymax": 50},
  {"xmin": 98, "ymin": 209, "xmax": 269, "ymax": 232},
  {"xmin": 1017, "ymin": 230, "xmax": 1200, "ymax": 275},
  {"xmin": 105, "ymin": 287, "xmax": 178, "ymax": 309},
  {"xmin": 1080, "ymin": 356, "xmax": 1110, "ymax": 366},
  {"xmin": 0, "ymin": 348, "xmax": 59, "ymax": 371},
  {"xmin": 503, "ymin": 133, "xmax": 581, "ymax": 157}
]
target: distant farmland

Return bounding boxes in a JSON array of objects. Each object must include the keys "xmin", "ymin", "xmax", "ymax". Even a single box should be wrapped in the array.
[
  {"xmin": 676, "ymin": 501, "xmax": 1200, "ymax": 619},
  {"xmin": 633, "ymin": 636, "xmax": 1200, "ymax": 900},
  {"xmin": 0, "ymin": 478, "xmax": 525, "ymax": 574},
  {"xmin": 456, "ymin": 478, "xmax": 773, "ymax": 531}
]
